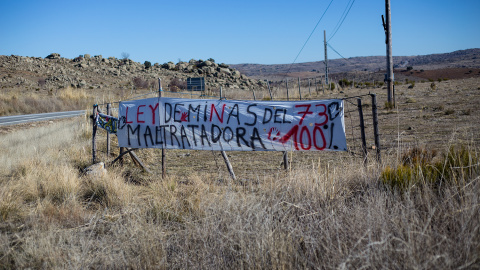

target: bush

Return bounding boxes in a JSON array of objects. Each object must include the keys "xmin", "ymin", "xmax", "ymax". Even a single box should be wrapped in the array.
[
  {"xmin": 169, "ymin": 78, "xmax": 186, "ymax": 92},
  {"xmin": 381, "ymin": 146, "xmax": 478, "ymax": 191},
  {"xmin": 133, "ymin": 77, "xmax": 149, "ymax": 89},
  {"xmin": 338, "ymin": 78, "xmax": 352, "ymax": 88},
  {"xmin": 144, "ymin": 61, "xmax": 152, "ymax": 69},
  {"xmin": 330, "ymin": 82, "xmax": 335, "ymax": 90}
]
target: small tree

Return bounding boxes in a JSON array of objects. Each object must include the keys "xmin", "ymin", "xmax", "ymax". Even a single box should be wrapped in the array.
[{"xmin": 144, "ymin": 61, "xmax": 152, "ymax": 69}]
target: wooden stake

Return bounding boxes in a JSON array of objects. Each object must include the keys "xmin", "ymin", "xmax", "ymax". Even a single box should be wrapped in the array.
[
  {"xmin": 298, "ymin": 77, "xmax": 302, "ymax": 100},
  {"xmin": 159, "ymin": 78, "xmax": 166, "ymax": 178},
  {"xmin": 285, "ymin": 79, "xmax": 289, "ymax": 101},
  {"xmin": 357, "ymin": 98, "xmax": 368, "ymax": 166},
  {"xmin": 221, "ymin": 151, "xmax": 236, "ymax": 181},
  {"xmin": 371, "ymin": 94, "xmax": 381, "ymax": 163},
  {"xmin": 219, "ymin": 89, "xmax": 236, "ymax": 181},
  {"xmin": 106, "ymin": 103, "xmax": 111, "ymax": 158},
  {"xmin": 92, "ymin": 104, "xmax": 97, "ymax": 164},
  {"xmin": 308, "ymin": 78, "xmax": 311, "ymax": 96},
  {"xmin": 267, "ymin": 80, "xmax": 273, "ymax": 100}
]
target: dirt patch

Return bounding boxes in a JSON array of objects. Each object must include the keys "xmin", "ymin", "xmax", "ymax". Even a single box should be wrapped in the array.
[{"xmin": 398, "ymin": 68, "xmax": 480, "ymax": 81}]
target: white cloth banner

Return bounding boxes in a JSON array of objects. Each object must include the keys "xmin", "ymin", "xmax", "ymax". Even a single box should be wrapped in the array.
[{"xmin": 117, "ymin": 97, "xmax": 347, "ymax": 151}]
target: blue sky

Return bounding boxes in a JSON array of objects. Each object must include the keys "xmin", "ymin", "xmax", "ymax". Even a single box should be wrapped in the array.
[{"xmin": 1, "ymin": 0, "xmax": 479, "ymax": 65}]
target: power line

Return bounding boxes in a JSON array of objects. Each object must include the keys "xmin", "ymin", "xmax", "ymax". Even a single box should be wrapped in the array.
[
  {"xmin": 283, "ymin": 0, "xmax": 335, "ymax": 77},
  {"xmin": 328, "ymin": 0, "xmax": 356, "ymax": 42},
  {"xmin": 327, "ymin": 43, "xmax": 351, "ymax": 62}
]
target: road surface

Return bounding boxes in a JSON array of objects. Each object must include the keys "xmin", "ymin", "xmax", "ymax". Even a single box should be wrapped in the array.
[{"xmin": 0, "ymin": 110, "xmax": 86, "ymax": 126}]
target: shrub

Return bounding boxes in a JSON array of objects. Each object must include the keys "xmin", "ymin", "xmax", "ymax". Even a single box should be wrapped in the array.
[
  {"xmin": 144, "ymin": 61, "xmax": 152, "ymax": 69},
  {"xmin": 381, "ymin": 146, "xmax": 478, "ymax": 191},
  {"xmin": 384, "ymin": 101, "xmax": 394, "ymax": 110},
  {"xmin": 338, "ymin": 78, "xmax": 352, "ymax": 88},
  {"xmin": 330, "ymin": 82, "xmax": 335, "ymax": 90},
  {"xmin": 133, "ymin": 77, "xmax": 149, "ymax": 89},
  {"xmin": 169, "ymin": 78, "xmax": 186, "ymax": 92}
]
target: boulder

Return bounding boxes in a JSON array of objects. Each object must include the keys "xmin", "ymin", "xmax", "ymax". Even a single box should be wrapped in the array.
[
  {"xmin": 78, "ymin": 80, "xmax": 87, "ymax": 88},
  {"xmin": 46, "ymin": 53, "xmax": 61, "ymax": 59},
  {"xmin": 84, "ymin": 162, "xmax": 107, "ymax": 177}
]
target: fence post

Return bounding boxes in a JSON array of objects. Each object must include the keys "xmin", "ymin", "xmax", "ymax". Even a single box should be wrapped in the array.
[
  {"xmin": 279, "ymin": 82, "xmax": 289, "ymax": 169},
  {"xmin": 308, "ymin": 78, "xmax": 311, "ymax": 96},
  {"xmin": 357, "ymin": 98, "xmax": 368, "ymax": 166},
  {"xmin": 220, "ymin": 86, "xmax": 236, "ymax": 181},
  {"xmin": 298, "ymin": 77, "xmax": 302, "ymax": 100},
  {"xmin": 92, "ymin": 104, "xmax": 97, "ymax": 164},
  {"xmin": 159, "ymin": 78, "xmax": 166, "ymax": 178},
  {"xmin": 267, "ymin": 80, "xmax": 273, "ymax": 100},
  {"xmin": 285, "ymin": 79, "xmax": 289, "ymax": 101},
  {"xmin": 371, "ymin": 94, "xmax": 381, "ymax": 163},
  {"xmin": 106, "ymin": 103, "xmax": 111, "ymax": 158}
]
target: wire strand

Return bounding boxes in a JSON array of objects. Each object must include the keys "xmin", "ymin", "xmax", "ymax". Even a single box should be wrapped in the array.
[
  {"xmin": 328, "ymin": 0, "xmax": 356, "ymax": 42},
  {"xmin": 282, "ymin": 0, "xmax": 335, "ymax": 78}
]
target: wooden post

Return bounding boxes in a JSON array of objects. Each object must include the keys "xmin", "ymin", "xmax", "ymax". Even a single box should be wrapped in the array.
[
  {"xmin": 267, "ymin": 80, "xmax": 273, "ymax": 100},
  {"xmin": 279, "ymin": 83, "xmax": 289, "ymax": 170},
  {"xmin": 159, "ymin": 78, "xmax": 166, "ymax": 178},
  {"xmin": 220, "ymin": 88, "xmax": 236, "ymax": 181},
  {"xmin": 324, "ymin": 30, "xmax": 329, "ymax": 86},
  {"xmin": 297, "ymin": 77, "xmax": 302, "ymax": 100},
  {"xmin": 357, "ymin": 98, "xmax": 368, "ymax": 166},
  {"xmin": 371, "ymin": 94, "xmax": 381, "ymax": 163},
  {"xmin": 221, "ymin": 151, "xmax": 236, "ymax": 181},
  {"xmin": 285, "ymin": 79, "xmax": 289, "ymax": 101},
  {"xmin": 106, "ymin": 103, "xmax": 111, "ymax": 158},
  {"xmin": 308, "ymin": 78, "xmax": 311, "ymax": 96},
  {"xmin": 252, "ymin": 89, "xmax": 256, "ymax": 101},
  {"xmin": 384, "ymin": 0, "xmax": 394, "ymax": 105},
  {"xmin": 315, "ymin": 78, "xmax": 318, "ymax": 94},
  {"xmin": 92, "ymin": 104, "xmax": 97, "ymax": 164},
  {"xmin": 322, "ymin": 78, "xmax": 325, "ymax": 94}
]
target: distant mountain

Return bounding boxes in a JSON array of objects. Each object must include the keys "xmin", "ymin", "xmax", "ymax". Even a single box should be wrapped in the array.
[{"xmin": 231, "ymin": 49, "xmax": 480, "ymax": 80}]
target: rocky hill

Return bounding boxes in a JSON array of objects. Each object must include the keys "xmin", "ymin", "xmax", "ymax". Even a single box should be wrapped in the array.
[
  {"xmin": 0, "ymin": 53, "xmax": 265, "ymax": 93},
  {"xmin": 231, "ymin": 48, "xmax": 480, "ymax": 80}
]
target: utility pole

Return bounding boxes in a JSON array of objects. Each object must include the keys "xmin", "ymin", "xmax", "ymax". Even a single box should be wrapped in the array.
[
  {"xmin": 324, "ymin": 30, "xmax": 329, "ymax": 87},
  {"xmin": 383, "ymin": 0, "xmax": 394, "ymax": 105}
]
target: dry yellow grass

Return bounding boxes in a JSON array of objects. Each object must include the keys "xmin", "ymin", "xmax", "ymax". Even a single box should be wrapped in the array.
[
  {"xmin": 0, "ymin": 116, "xmax": 478, "ymax": 268},
  {"xmin": 0, "ymin": 77, "xmax": 479, "ymax": 268}
]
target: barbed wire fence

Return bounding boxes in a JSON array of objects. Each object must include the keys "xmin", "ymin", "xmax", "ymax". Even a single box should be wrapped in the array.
[{"xmin": 91, "ymin": 76, "xmax": 383, "ymax": 178}]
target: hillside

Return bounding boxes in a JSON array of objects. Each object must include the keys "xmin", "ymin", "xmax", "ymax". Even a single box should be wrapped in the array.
[
  {"xmin": 231, "ymin": 48, "xmax": 480, "ymax": 80},
  {"xmin": 0, "ymin": 53, "xmax": 264, "ymax": 97}
]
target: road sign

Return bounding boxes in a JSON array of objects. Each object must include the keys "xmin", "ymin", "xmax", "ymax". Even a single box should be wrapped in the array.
[{"xmin": 187, "ymin": 77, "xmax": 205, "ymax": 91}]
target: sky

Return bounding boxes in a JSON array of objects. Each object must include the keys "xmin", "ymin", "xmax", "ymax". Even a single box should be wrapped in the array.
[{"xmin": 1, "ymin": 0, "xmax": 479, "ymax": 65}]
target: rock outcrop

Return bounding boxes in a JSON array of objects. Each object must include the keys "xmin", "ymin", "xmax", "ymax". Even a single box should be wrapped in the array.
[{"xmin": 0, "ymin": 53, "xmax": 265, "ymax": 93}]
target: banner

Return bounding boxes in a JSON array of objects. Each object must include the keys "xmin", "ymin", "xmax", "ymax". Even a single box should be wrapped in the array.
[
  {"xmin": 117, "ymin": 97, "xmax": 347, "ymax": 151},
  {"xmin": 96, "ymin": 113, "xmax": 118, "ymax": 134}
]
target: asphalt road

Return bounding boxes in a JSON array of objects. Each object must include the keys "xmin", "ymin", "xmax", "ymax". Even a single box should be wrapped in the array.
[{"xmin": 0, "ymin": 110, "xmax": 86, "ymax": 126}]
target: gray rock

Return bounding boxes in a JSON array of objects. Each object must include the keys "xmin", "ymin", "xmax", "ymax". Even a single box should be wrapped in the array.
[
  {"xmin": 46, "ymin": 53, "xmax": 61, "ymax": 59},
  {"xmin": 78, "ymin": 80, "xmax": 87, "ymax": 88}
]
